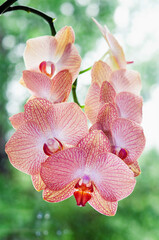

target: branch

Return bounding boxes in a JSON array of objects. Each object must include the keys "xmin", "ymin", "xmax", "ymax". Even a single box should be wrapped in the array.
[
  {"xmin": 2, "ymin": 5, "xmax": 56, "ymax": 36},
  {"xmin": 0, "ymin": 0, "xmax": 17, "ymax": 14}
]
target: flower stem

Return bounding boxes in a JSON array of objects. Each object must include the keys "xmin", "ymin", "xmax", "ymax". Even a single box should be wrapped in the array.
[
  {"xmin": 72, "ymin": 79, "xmax": 82, "ymax": 107},
  {"xmin": 0, "ymin": 0, "xmax": 17, "ymax": 14},
  {"xmin": 1, "ymin": 3, "xmax": 56, "ymax": 36},
  {"xmin": 79, "ymin": 66, "xmax": 92, "ymax": 75}
]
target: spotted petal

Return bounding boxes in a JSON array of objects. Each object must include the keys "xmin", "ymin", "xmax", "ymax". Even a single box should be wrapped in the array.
[
  {"xmin": 31, "ymin": 174, "xmax": 46, "ymax": 191},
  {"xmin": 9, "ymin": 112, "xmax": 25, "ymax": 129}
]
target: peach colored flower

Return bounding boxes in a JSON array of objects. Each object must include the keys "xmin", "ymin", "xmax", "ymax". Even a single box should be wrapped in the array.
[
  {"xmin": 40, "ymin": 130, "xmax": 136, "ymax": 216},
  {"xmin": 92, "ymin": 18, "xmax": 127, "ymax": 70},
  {"xmin": 23, "ymin": 26, "xmax": 81, "ymax": 83},
  {"xmin": 85, "ymin": 60, "xmax": 142, "ymax": 124},
  {"xmin": 6, "ymin": 98, "xmax": 88, "ymax": 190}
]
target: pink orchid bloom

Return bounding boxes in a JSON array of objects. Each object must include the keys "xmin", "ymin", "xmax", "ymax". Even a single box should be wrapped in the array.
[
  {"xmin": 5, "ymin": 98, "xmax": 88, "ymax": 190},
  {"xmin": 22, "ymin": 26, "xmax": 81, "ymax": 83},
  {"xmin": 22, "ymin": 70, "xmax": 72, "ymax": 103},
  {"xmin": 90, "ymin": 115, "xmax": 146, "ymax": 176},
  {"xmin": 40, "ymin": 130, "xmax": 136, "ymax": 216},
  {"xmin": 85, "ymin": 60, "xmax": 142, "ymax": 124},
  {"xmin": 92, "ymin": 18, "xmax": 127, "ymax": 70}
]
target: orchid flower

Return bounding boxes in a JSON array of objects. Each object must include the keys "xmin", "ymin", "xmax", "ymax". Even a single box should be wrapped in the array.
[
  {"xmin": 22, "ymin": 70, "xmax": 72, "ymax": 103},
  {"xmin": 85, "ymin": 60, "xmax": 142, "ymax": 124},
  {"xmin": 5, "ymin": 98, "xmax": 88, "ymax": 190},
  {"xmin": 40, "ymin": 130, "xmax": 136, "ymax": 216},
  {"xmin": 92, "ymin": 18, "xmax": 127, "ymax": 70},
  {"xmin": 90, "ymin": 115, "xmax": 146, "ymax": 176},
  {"xmin": 22, "ymin": 26, "xmax": 81, "ymax": 83}
]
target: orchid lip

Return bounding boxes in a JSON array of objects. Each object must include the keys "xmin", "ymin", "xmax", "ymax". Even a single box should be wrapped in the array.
[
  {"xmin": 43, "ymin": 138, "xmax": 63, "ymax": 156},
  {"xmin": 39, "ymin": 61, "xmax": 55, "ymax": 78},
  {"xmin": 74, "ymin": 175, "xmax": 93, "ymax": 207},
  {"xmin": 111, "ymin": 145, "xmax": 128, "ymax": 160}
]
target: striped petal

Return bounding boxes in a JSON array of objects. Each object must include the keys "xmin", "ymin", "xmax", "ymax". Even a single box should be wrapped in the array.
[
  {"xmin": 50, "ymin": 70, "xmax": 72, "ymax": 103},
  {"xmin": 116, "ymin": 92, "xmax": 143, "ymax": 124},
  {"xmin": 43, "ymin": 181, "xmax": 76, "ymax": 203},
  {"xmin": 56, "ymin": 43, "xmax": 81, "ymax": 82},
  {"xmin": 89, "ymin": 187, "xmax": 118, "ymax": 216},
  {"xmin": 89, "ymin": 152, "xmax": 136, "ymax": 202},
  {"xmin": 77, "ymin": 130, "xmax": 111, "ymax": 166},
  {"xmin": 85, "ymin": 83, "xmax": 101, "ymax": 124},
  {"xmin": 46, "ymin": 102, "xmax": 88, "ymax": 145},
  {"xmin": 111, "ymin": 118, "xmax": 146, "ymax": 164},
  {"xmin": 31, "ymin": 173, "xmax": 46, "ymax": 191},
  {"xmin": 24, "ymin": 98, "xmax": 52, "ymax": 132},
  {"xmin": 9, "ymin": 112, "xmax": 25, "ymax": 129},
  {"xmin": 100, "ymin": 81, "xmax": 116, "ymax": 104},
  {"xmin": 5, "ymin": 121, "xmax": 47, "ymax": 175},
  {"xmin": 96, "ymin": 103, "xmax": 118, "ymax": 133},
  {"xmin": 110, "ymin": 69, "xmax": 142, "ymax": 95},
  {"xmin": 40, "ymin": 147, "xmax": 87, "ymax": 190},
  {"xmin": 54, "ymin": 26, "xmax": 75, "ymax": 60},
  {"xmin": 91, "ymin": 60, "xmax": 112, "ymax": 87},
  {"xmin": 23, "ymin": 71, "xmax": 52, "ymax": 100}
]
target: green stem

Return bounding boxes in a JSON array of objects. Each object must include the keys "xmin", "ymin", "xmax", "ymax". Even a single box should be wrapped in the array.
[
  {"xmin": 3, "ymin": 5, "xmax": 56, "ymax": 36},
  {"xmin": 0, "ymin": 0, "xmax": 17, "ymax": 14},
  {"xmin": 72, "ymin": 79, "xmax": 81, "ymax": 107},
  {"xmin": 79, "ymin": 66, "xmax": 92, "ymax": 75}
]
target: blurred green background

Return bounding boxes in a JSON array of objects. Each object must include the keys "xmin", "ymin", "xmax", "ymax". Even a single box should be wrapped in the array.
[{"xmin": 0, "ymin": 0, "xmax": 159, "ymax": 239}]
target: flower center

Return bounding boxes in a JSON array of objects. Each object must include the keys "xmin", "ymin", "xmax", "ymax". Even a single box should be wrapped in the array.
[
  {"xmin": 73, "ymin": 175, "xmax": 93, "ymax": 207},
  {"xmin": 111, "ymin": 145, "xmax": 128, "ymax": 160},
  {"xmin": 43, "ymin": 138, "xmax": 63, "ymax": 156},
  {"xmin": 39, "ymin": 61, "xmax": 55, "ymax": 78}
]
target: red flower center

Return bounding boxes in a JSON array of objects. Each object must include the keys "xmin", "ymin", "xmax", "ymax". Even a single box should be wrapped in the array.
[
  {"xmin": 39, "ymin": 61, "xmax": 55, "ymax": 78},
  {"xmin": 74, "ymin": 175, "xmax": 93, "ymax": 207},
  {"xmin": 111, "ymin": 145, "xmax": 128, "ymax": 160},
  {"xmin": 43, "ymin": 138, "xmax": 63, "ymax": 156}
]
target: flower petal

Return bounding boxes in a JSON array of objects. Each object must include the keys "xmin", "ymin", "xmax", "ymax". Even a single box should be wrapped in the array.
[
  {"xmin": 24, "ymin": 36, "xmax": 58, "ymax": 71},
  {"xmin": 50, "ymin": 70, "xmax": 72, "ymax": 103},
  {"xmin": 23, "ymin": 71, "xmax": 52, "ymax": 100},
  {"xmin": 77, "ymin": 130, "xmax": 111, "ymax": 166},
  {"xmin": 9, "ymin": 112, "xmax": 25, "ymax": 129},
  {"xmin": 40, "ymin": 147, "xmax": 87, "ymax": 190},
  {"xmin": 111, "ymin": 118, "xmax": 146, "ymax": 164},
  {"xmin": 56, "ymin": 43, "xmax": 81, "ymax": 82},
  {"xmin": 92, "ymin": 18, "xmax": 126, "ymax": 70},
  {"xmin": 128, "ymin": 161, "xmax": 141, "ymax": 177},
  {"xmin": 100, "ymin": 81, "xmax": 116, "ymax": 104},
  {"xmin": 116, "ymin": 92, "xmax": 143, "ymax": 124},
  {"xmin": 31, "ymin": 173, "xmax": 46, "ymax": 191},
  {"xmin": 5, "ymin": 121, "xmax": 47, "ymax": 175},
  {"xmin": 89, "ymin": 186, "xmax": 118, "ymax": 216},
  {"xmin": 85, "ymin": 83, "xmax": 101, "ymax": 124},
  {"xmin": 96, "ymin": 103, "xmax": 118, "ymax": 133},
  {"xmin": 55, "ymin": 26, "xmax": 75, "ymax": 59},
  {"xmin": 46, "ymin": 102, "xmax": 88, "ymax": 145},
  {"xmin": 90, "ymin": 152, "xmax": 136, "ymax": 202},
  {"xmin": 91, "ymin": 60, "xmax": 112, "ymax": 87},
  {"xmin": 110, "ymin": 69, "xmax": 142, "ymax": 95},
  {"xmin": 24, "ymin": 98, "xmax": 52, "ymax": 131},
  {"xmin": 43, "ymin": 181, "xmax": 76, "ymax": 203}
]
